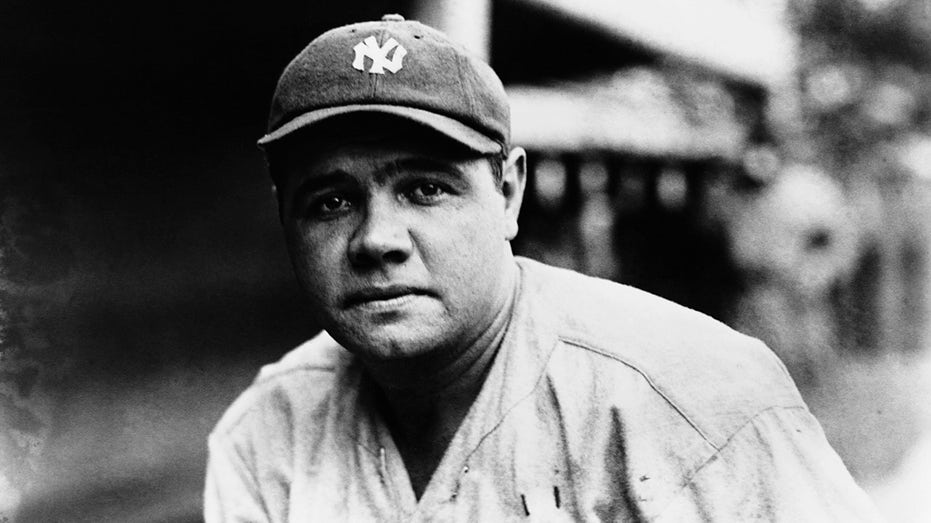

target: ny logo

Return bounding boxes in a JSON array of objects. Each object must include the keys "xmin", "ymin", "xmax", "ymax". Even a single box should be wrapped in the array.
[{"xmin": 352, "ymin": 36, "xmax": 407, "ymax": 74}]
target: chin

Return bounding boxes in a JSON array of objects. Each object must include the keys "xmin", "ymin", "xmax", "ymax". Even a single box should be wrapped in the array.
[{"xmin": 330, "ymin": 322, "xmax": 445, "ymax": 360}]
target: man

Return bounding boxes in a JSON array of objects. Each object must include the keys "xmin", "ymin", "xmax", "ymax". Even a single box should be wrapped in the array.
[{"xmin": 205, "ymin": 15, "xmax": 883, "ymax": 522}]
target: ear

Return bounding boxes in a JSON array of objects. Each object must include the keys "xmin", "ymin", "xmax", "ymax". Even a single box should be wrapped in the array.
[
  {"xmin": 272, "ymin": 183, "xmax": 286, "ymax": 224},
  {"xmin": 501, "ymin": 147, "xmax": 527, "ymax": 241}
]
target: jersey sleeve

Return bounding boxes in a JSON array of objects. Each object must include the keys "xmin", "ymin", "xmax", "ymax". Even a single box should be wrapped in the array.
[
  {"xmin": 657, "ymin": 405, "xmax": 885, "ymax": 522},
  {"xmin": 204, "ymin": 432, "xmax": 271, "ymax": 523}
]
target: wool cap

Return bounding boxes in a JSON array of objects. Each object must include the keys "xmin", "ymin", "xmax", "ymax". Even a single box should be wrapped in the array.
[{"xmin": 258, "ymin": 14, "xmax": 509, "ymax": 154}]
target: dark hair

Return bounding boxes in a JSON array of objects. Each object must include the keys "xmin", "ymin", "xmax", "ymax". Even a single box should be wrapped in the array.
[{"xmin": 487, "ymin": 149, "xmax": 507, "ymax": 189}]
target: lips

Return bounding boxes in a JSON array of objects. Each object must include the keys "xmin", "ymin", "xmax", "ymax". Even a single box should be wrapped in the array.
[{"xmin": 342, "ymin": 285, "xmax": 432, "ymax": 309}]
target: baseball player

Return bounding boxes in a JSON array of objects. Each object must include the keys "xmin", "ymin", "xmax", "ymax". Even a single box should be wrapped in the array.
[{"xmin": 205, "ymin": 15, "xmax": 883, "ymax": 522}]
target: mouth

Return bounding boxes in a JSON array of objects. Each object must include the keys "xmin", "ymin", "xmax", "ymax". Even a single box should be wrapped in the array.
[{"xmin": 342, "ymin": 285, "xmax": 433, "ymax": 309}]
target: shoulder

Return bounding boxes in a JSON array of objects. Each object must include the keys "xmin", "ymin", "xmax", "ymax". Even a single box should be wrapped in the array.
[
  {"xmin": 210, "ymin": 331, "xmax": 353, "ymax": 440},
  {"xmin": 517, "ymin": 257, "xmax": 805, "ymax": 447}
]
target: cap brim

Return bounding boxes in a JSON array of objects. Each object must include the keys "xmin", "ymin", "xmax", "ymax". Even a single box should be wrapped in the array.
[{"xmin": 257, "ymin": 104, "xmax": 502, "ymax": 154}]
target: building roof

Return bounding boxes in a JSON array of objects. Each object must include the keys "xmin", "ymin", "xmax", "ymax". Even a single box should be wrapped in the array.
[
  {"xmin": 512, "ymin": 0, "xmax": 796, "ymax": 88},
  {"xmin": 508, "ymin": 68, "xmax": 751, "ymax": 159}
]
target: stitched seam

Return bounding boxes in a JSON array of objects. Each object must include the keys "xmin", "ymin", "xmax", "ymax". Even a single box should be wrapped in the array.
[
  {"xmin": 454, "ymin": 50, "xmax": 473, "ymax": 122},
  {"xmin": 654, "ymin": 404, "xmax": 808, "ymax": 520},
  {"xmin": 370, "ymin": 28, "xmax": 387, "ymax": 98},
  {"xmin": 464, "ymin": 337, "xmax": 559, "ymax": 463},
  {"xmin": 559, "ymin": 336, "xmax": 718, "ymax": 448},
  {"xmin": 252, "ymin": 363, "xmax": 337, "ymax": 386}
]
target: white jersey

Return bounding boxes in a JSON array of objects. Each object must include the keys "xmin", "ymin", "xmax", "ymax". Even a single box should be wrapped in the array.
[{"xmin": 206, "ymin": 258, "xmax": 882, "ymax": 522}]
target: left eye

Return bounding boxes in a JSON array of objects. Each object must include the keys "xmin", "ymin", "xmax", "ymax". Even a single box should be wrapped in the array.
[{"xmin": 408, "ymin": 182, "xmax": 446, "ymax": 202}]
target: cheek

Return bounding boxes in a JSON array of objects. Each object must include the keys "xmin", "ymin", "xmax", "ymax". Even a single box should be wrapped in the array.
[
  {"xmin": 425, "ymin": 203, "xmax": 507, "ymax": 274},
  {"xmin": 460, "ymin": 200, "xmax": 508, "ymax": 247},
  {"xmin": 285, "ymin": 226, "xmax": 344, "ymax": 295}
]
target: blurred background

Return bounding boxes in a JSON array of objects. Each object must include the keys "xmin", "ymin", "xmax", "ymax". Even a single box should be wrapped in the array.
[{"xmin": 1, "ymin": 0, "xmax": 929, "ymax": 520}]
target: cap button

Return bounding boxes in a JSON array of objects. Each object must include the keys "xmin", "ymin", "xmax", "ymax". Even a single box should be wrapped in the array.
[{"xmin": 381, "ymin": 14, "xmax": 405, "ymax": 22}]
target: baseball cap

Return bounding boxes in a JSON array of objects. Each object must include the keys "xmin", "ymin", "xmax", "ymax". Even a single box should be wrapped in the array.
[{"xmin": 258, "ymin": 14, "xmax": 509, "ymax": 155}]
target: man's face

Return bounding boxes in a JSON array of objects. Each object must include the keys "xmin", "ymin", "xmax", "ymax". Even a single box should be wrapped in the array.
[{"xmin": 276, "ymin": 127, "xmax": 524, "ymax": 361}]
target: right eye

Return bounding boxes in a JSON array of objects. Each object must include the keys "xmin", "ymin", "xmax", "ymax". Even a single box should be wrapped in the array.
[{"xmin": 310, "ymin": 194, "xmax": 353, "ymax": 218}]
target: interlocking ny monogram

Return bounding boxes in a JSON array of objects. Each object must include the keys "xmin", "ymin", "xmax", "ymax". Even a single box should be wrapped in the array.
[{"xmin": 352, "ymin": 36, "xmax": 407, "ymax": 74}]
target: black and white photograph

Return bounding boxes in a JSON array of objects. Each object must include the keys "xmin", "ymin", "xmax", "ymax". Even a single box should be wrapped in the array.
[{"xmin": 1, "ymin": 0, "xmax": 929, "ymax": 521}]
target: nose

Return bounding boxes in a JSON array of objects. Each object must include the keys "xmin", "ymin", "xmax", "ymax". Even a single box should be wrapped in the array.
[{"xmin": 348, "ymin": 197, "xmax": 413, "ymax": 268}]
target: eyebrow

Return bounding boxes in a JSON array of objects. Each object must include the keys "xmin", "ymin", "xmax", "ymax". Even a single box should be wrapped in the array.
[
  {"xmin": 288, "ymin": 156, "xmax": 469, "ymax": 208},
  {"xmin": 382, "ymin": 156, "xmax": 467, "ymax": 182}
]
